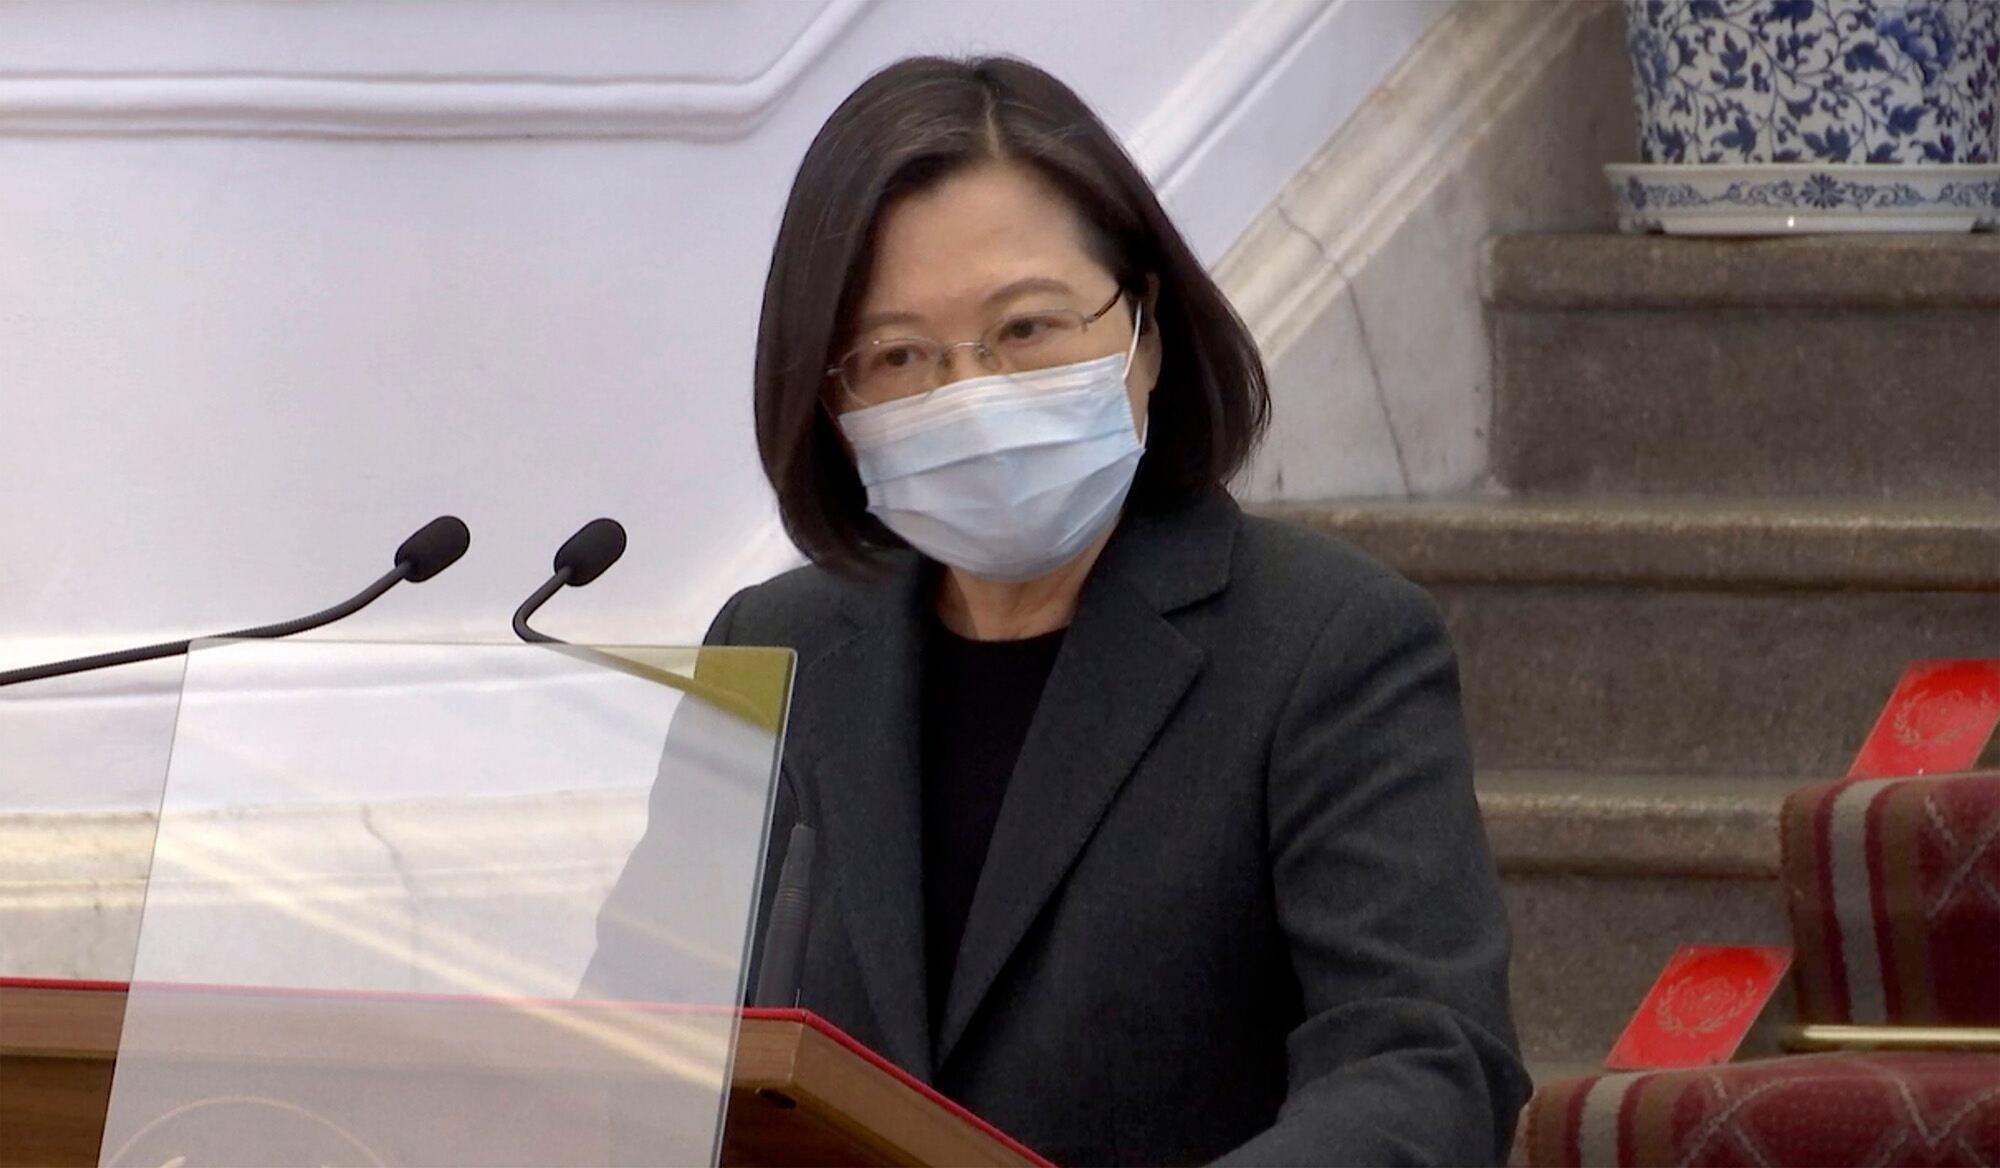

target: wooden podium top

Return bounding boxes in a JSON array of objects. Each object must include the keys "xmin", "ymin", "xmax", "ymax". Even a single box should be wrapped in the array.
[{"xmin": 0, "ymin": 977, "xmax": 1046, "ymax": 1168}]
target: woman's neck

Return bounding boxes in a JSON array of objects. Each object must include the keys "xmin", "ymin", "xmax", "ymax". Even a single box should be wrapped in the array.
[{"xmin": 934, "ymin": 528, "xmax": 1115, "ymax": 641}]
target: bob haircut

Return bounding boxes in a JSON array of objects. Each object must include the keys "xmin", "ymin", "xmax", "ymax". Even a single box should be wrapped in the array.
[{"xmin": 754, "ymin": 55, "xmax": 1270, "ymax": 574}]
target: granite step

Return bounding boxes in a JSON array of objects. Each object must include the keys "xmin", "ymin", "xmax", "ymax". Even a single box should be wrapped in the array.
[
  {"xmin": 1483, "ymin": 234, "xmax": 2000, "ymax": 500},
  {"xmin": 1266, "ymin": 495, "xmax": 2000, "ymax": 776},
  {"xmin": 1479, "ymin": 769, "xmax": 1798, "ymax": 1071}
]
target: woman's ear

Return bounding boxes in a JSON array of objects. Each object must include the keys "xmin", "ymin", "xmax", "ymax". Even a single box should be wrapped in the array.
[
  {"xmin": 1121, "ymin": 274, "xmax": 1164, "ymax": 442},
  {"xmin": 1134, "ymin": 273, "xmax": 1164, "ymax": 392}
]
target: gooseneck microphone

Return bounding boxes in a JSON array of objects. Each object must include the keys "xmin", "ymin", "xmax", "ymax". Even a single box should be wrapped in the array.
[
  {"xmin": 511, "ymin": 518, "xmax": 627, "ymax": 644},
  {"xmin": 507, "ymin": 516, "xmax": 814, "ymax": 1005},
  {"xmin": 0, "ymin": 515, "xmax": 471, "ymax": 689},
  {"xmin": 752, "ymin": 815, "xmax": 818, "ymax": 1008}
]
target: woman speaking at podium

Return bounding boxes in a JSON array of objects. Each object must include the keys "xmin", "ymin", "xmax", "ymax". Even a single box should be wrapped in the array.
[{"xmin": 631, "ymin": 56, "xmax": 1526, "ymax": 1166}]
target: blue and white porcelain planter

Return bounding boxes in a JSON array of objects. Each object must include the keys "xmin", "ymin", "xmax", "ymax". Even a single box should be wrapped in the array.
[
  {"xmin": 1626, "ymin": 0, "xmax": 1997, "ymax": 165},
  {"xmin": 1609, "ymin": 161, "xmax": 2000, "ymax": 232},
  {"xmin": 1614, "ymin": 0, "xmax": 2000, "ymax": 232}
]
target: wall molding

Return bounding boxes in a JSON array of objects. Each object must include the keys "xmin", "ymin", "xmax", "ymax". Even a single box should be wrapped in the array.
[
  {"xmin": 1217, "ymin": 0, "xmax": 1606, "ymax": 359},
  {"xmin": 1217, "ymin": 0, "xmax": 1634, "ymax": 501},
  {"xmin": 1126, "ymin": 0, "xmax": 1332, "ymax": 197},
  {"xmin": 1125, "ymin": 0, "xmax": 1454, "ymax": 262},
  {"xmin": 0, "ymin": 0, "xmax": 876, "ymax": 140}
]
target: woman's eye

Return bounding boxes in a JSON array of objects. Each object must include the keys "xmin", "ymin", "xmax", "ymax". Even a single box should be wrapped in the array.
[
  {"xmin": 869, "ymin": 345, "xmax": 921, "ymax": 371},
  {"xmin": 998, "ymin": 315, "xmax": 1057, "ymax": 344}
]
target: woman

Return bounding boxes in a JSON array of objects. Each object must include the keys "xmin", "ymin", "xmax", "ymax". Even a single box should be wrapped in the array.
[{"xmin": 633, "ymin": 56, "xmax": 1525, "ymax": 1165}]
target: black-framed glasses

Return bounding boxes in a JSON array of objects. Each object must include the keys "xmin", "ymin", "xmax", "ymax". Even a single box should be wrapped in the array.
[{"xmin": 829, "ymin": 287, "xmax": 1126, "ymax": 410}]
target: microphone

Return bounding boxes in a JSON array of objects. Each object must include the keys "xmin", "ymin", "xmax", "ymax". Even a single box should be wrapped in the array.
[
  {"xmin": 752, "ymin": 814, "xmax": 817, "ymax": 1009},
  {"xmin": 750, "ymin": 758, "xmax": 819, "ymax": 1009},
  {"xmin": 393, "ymin": 515, "xmax": 473, "ymax": 583},
  {"xmin": 506, "ymin": 517, "xmax": 816, "ymax": 1005},
  {"xmin": 0, "ymin": 516, "xmax": 471, "ymax": 688},
  {"xmin": 511, "ymin": 518, "xmax": 627, "ymax": 644}
]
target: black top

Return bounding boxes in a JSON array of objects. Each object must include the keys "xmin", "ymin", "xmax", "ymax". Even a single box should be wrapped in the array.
[{"xmin": 920, "ymin": 619, "xmax": 1065, "ymax": 1031}]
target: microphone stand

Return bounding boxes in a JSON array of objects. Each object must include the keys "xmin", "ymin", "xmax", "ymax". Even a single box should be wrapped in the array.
[{"xmin": 0, "ymin": 516, "xmax": 469, "ymax": 689}]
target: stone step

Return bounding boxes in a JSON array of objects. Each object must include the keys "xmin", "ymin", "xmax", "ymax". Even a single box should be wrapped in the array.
[
  {"xmin": 1483, "ymin": 234, "xmax": 2000, "ymax": 500},
  {"xmin": 1265, "ymin": 496, "xmax": 2000, "ymax": 776},
  {"xmin": 1479, "ymin": 769, "xmax": 1797, "ymax": 1070}
]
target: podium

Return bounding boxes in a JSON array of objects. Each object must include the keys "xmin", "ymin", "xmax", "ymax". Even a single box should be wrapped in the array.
[
  {"xmin": 0, "ymin": 980, "xmax": 1043, "ymax": 1166},
  {"xmin": 0, "ymin": 641, "xmax": 1043, "ymax": 1166}
]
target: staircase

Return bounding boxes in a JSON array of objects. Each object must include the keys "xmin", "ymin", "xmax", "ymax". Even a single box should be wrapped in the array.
[{"xmin": 1261, "ymin": 234, "xmax": 2000, "ymax": 1077}]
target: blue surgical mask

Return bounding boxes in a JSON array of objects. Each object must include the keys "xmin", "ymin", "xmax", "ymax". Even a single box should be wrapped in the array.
[{"xmin": 837, "ymin": 307, "xmax": 1145, "ymax": 582}]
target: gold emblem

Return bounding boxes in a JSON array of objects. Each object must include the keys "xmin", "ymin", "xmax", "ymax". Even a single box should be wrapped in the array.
[
  {"xmin": 1892, "ymin": 685, "xmax": 1997, "ymax": 749},
  {"xmin": 105, "ymin": 1095, "xmax": 387, "ymax": 1168},
  {"xmin": 1654, "ymin": 973, "xmax": 1759, "ymax": 1036}
]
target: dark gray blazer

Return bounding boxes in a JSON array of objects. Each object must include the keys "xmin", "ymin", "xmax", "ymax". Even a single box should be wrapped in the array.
[{"xmin": 620, "ymin": 491, "xmax": 1528, "ymax": 1165}]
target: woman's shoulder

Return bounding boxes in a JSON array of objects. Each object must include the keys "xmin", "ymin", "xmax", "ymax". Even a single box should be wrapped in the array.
[
  {"xmin": 1228, "ymin": 508, "xmax": 1438, "ymax": 629},
  {"xmin": 705, "ymin": 552, "xmax": 919, "ymax": 648}
]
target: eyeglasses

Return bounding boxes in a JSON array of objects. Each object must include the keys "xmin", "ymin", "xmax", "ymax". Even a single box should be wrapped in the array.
[{"xmin": 829, "ymin": 287, "xmax": 1126, "ymax": 410}]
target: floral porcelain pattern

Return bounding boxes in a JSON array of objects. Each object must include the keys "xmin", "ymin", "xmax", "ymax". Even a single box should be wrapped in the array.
[
  {"xmin": 1625, "ymin": 0, "xmax": 1999, "ymax": 164},
  {"xmin": 1610, "ymin": 164, "xmax": 2000, "ymax": 230}
]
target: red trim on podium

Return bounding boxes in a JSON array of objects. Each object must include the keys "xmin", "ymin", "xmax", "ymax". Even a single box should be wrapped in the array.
[
  {"xmin": 742, "ymin": 1007, "xmax": 1050, "ymax": 1166},
  {"xmin": 0, "ymin": 975, "xmax": 128, "ymax": 993}
]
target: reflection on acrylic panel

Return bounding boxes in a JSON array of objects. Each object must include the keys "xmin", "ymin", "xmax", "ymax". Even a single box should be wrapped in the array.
[{"xmin": 100, "ymin": 639, "xmax": 793, "ymax": 1168}]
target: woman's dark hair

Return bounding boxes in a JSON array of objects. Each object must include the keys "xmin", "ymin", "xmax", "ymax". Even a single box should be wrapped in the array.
[{"xmin": 754, "ymin": 55, "xmax": 1269, "ymax": 574}]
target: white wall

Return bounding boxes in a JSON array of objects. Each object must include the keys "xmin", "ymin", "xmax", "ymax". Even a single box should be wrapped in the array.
[{"xmin": 0, "ymin": 0, "xmax": 1448, "ymax": 811}]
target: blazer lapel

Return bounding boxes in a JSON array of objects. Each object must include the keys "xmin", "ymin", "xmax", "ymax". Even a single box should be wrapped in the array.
[
  {"xmin": 793, "ymin": 556, "xmax": 935, "ymax": 1079},
  {"xmin": 934, "ymin": 494, "xmax": 1238, "ymax": 1067}
]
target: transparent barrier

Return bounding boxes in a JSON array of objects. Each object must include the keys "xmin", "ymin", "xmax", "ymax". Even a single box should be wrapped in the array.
[
  {"xmin": 99, "ymin": 639, "xmax": 793, "ymax": 1167},
  {"xmin": 0, "ymin": 653, "xmax": 186, "ymax": 981}
]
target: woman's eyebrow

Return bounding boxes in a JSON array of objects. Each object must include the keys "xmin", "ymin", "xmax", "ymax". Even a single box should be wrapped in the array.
[
  {"xmin": 855, "ymin": 276, "xmax": 1077, "ymax": 335},
  {"xmin": 983, "ymin": 276, "xmax": 1074, "ymax": 307},
  {"xmin": 853, "ymin": 308, "xmax": 926, "ymax": 334}
]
